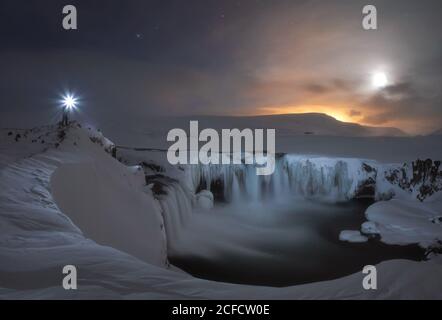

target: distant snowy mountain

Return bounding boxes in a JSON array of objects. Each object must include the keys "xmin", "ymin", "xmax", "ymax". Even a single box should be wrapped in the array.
[
  {"xmin": 102, "ymin": 113, "xmax": 408, "ymax": 154},
  {"xmin": 430, "ymin": 128, "xmax": 442, "ymax": 136},
  {"xmin": 185, "ymin": 113, "xmax": 407, "ymax": 137},
  {"xmin": 135, "ymin": 113, "xmax": 406, "ymax": 137},
  {"xmin": 104, "ymin": 113, "xmax": 405, "ymax": 142}
]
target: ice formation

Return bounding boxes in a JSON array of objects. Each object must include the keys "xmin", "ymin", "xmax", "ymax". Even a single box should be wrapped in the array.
[{"xmin": 185, "ymin": 155, "xmax": 377, "ymax": 203}]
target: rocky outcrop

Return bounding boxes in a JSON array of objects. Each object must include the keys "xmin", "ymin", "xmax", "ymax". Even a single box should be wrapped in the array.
[{"xmin": 385, "ymin": 159, "xmax": 442, "ymax": 201}]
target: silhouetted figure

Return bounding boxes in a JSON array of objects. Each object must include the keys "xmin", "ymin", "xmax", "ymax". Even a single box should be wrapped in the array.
[{"xmin": 61, "ymin": 106, "xmax": 69, "ymax": 126}]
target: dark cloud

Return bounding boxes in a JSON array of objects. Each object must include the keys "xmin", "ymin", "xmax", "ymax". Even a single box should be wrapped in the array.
[
  {"xmin": 382, "ymin": 82, "xmax": 416, "ymax": 98},
  {"xmin": 360, "ymin": 81, "xmax": 442, "ymax": 132},
  {"xmin": 302, "ymin": 79, "xmax": 357, "ymax": 95}
]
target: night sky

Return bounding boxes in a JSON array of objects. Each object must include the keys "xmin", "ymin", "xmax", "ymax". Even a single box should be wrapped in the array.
[{"xmin": 0, "ymin": 0, "xmax": 441, "ymax": 134}]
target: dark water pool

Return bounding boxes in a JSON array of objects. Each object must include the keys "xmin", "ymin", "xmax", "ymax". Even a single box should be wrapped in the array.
[{"xmin": 169, "ymin": 199, "xmax": 424, "ymax": 287}]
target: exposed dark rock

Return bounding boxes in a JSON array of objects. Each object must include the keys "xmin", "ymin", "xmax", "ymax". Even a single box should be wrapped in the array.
[
  {"xmin": 210, "ymin": 179, "xmax": 226, "ymax": 202},
  {"xmin": 355, "ymin": 177, "xmax": 376, "ymax": 199},
  {"xmin": 385, "ymin": 159, "xmax": 442, "ymax": 202},
  {"xmin": 425, "ymin": 240, "xmax": 442, "ymax": 259},
  {"xmin": 145, "ymin": 174, "xmax": 178, "ymax": 196},
  {"xmin": 57, "ymin": 130, "xmax": 66, "ymax": 142},
  {"xmin": 196, "ymin": 177, "xmax": 226, "ymax": 202},
  {"xmin": 355, "ymin": 163, "xmax": 377, "ymax": 199},
  {"xmin": 362, "ymin": 162, "xmax": 375, "ymax": 173},
  {"xmin": 140, "ymin": 161, "xmax": 165, "ymax": 173},
  {"xmin": 430, "ymin": 217, "xmax": 442, "ymax": 224}
]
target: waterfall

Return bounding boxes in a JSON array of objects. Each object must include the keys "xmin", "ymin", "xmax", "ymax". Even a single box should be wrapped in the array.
[
  {"xmin": 153, "ymin": 180, "xmax": 194, "ymax": 253},
  {"xmin": 186, "ymin": 155, "xmax": 376, "ymax": 203}
]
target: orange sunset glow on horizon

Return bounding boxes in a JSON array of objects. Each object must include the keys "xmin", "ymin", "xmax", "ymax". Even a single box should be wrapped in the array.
[
  {"xmin": 247, "ymin": 104, "xmax": 425, "ymax": 135},
  {"xmin": 257, "ymin": 105, "xmax": 356, "ymax": 123}
]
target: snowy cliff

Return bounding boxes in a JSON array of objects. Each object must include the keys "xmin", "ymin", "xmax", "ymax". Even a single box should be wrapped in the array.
[{"xmin": 0, "ymin": 123, "xmax": 168, "ymax": 268}]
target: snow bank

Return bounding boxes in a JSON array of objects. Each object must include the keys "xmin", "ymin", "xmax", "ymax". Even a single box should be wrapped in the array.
[
  {"xmin": 0, "ymin": 123, "xmax": 168, "ymax": 268},
  {"xmin": 364, "ymin": 199, "xmax": 442, "ymax": 248},
  {"xmin": 51, "ymin": 160, "xmax": 167, "ymax": 266},
  {"xmin": 361, "ymin": 221, "xmax": 380, "ymax": 235}
]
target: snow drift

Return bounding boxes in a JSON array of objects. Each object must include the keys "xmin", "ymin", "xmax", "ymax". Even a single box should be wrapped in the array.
[{"xmin": 0, "ymin": 124, "xmax": 169, "ymax": 268}]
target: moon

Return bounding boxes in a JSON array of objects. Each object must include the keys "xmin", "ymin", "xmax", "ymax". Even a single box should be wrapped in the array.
[{"xmin": 372, "ymin": 72, "xmax": 388, "ymax": 88}]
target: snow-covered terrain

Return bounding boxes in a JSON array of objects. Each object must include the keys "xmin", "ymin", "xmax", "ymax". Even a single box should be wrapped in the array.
[
  {"xmin": 103, "ymin": 114, "xmax": 406, "ymax": 146},
  {"xmin": 0, "ymin": 123, "xmax": 441, "ymax": 299}
]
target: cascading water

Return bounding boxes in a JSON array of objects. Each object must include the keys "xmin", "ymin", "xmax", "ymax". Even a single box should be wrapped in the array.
[{"xmin": 186, "ymin": 155, "xmax": 377, "ymax": 203}]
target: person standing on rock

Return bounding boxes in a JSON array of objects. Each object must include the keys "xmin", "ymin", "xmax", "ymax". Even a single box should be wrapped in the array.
[{"xmin": 61, "ymin": 105, "xmax": 69, "ymax": 126}]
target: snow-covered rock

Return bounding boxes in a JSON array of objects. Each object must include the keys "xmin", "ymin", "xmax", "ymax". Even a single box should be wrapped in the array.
[
  {"xmin": 361, "ymin": 221, "xmax": 380, "ymax": 236},
  {"xmin": 339, "ymin": 230, "xmax": 369, "ymax": 243},
  {"xmin": 365, "ymin": 199, "xmax": 442, "ymax": 248},
  {"xmin": 195, "ymin": 190, "xmax": 214, "ymax": 209},
  {"xmin": 376, "ymin": 159, "xmax": 442, "ymax": 202}
]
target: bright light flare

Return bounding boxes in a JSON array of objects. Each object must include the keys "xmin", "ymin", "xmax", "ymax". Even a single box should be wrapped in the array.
[
  {"xmin": 372, "ymin": 72, "xmax": 388, "ymax": 88},
  {"xmin": 62, "ymin": 94, "xmax": 78, "ymax": 110}
]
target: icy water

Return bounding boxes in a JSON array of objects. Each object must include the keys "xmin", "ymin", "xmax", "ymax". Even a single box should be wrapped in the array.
[{"xmin": 169, "ymin": 199, "xmax": 425, "ymax": 287}]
